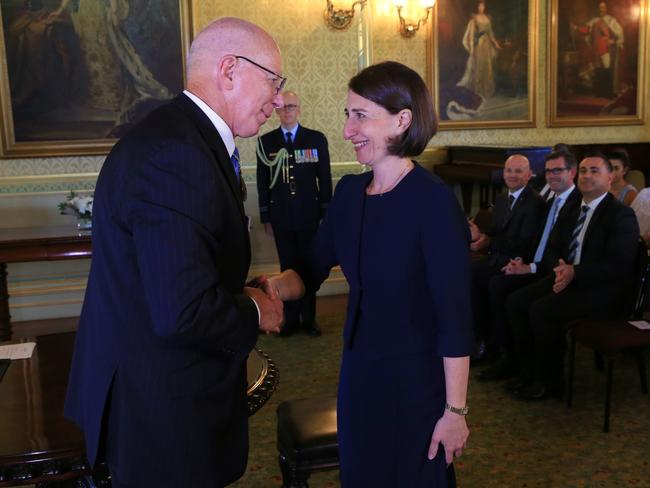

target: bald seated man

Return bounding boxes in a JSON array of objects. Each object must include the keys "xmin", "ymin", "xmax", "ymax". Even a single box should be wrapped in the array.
[
  {"xmin": 65, "ymin": 18, "xmax": 286, "ymax": 488},
  {"xmin": 468, "ymin": 154, "xmax": 545, "ymax": 363},
  {"xmin": 256, "ymin": 91, "xmax": 332, "ymax": 336}
]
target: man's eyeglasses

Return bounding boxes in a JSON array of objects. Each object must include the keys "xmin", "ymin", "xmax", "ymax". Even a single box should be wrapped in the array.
[
  {"xmin": 544, "ymin": 167, "xmax": 569, "ymax": 175},
  {"xmin": 235, "ymin": 55, "xmax": 286, "ymax": 94},
  {"xmin": 278, "ymin": 104, "xmax": 299, "ymax": 111}
]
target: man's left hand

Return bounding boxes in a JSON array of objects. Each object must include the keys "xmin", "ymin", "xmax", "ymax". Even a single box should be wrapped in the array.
[
  {"xmin": 470, "ymin": 233, "xmax": 489, "ymax": 252},
  {"xmin": 553, "ymin": 259, "xmax": 575, "ymax": 293},
  {"xmin": 502, "ymin": 257, "xmax": 531, "ymax": 275}
]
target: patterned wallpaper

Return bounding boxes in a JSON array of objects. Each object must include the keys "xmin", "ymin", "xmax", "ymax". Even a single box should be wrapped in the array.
[
  {"xmin": 1, "ymin": 0, "xmax": 649, "ymax": 183},
  {"xmin": 193, "ymin": 0, "xmax": 360, "ymax": 167}
]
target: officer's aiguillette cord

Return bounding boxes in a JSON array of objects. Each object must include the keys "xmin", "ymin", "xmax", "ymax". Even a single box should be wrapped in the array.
[{"xmin": 256, "ymin": 138, "xmax": 289, "ymax": 189}]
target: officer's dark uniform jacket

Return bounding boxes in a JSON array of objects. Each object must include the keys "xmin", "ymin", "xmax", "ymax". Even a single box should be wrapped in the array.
[{"xmin": 256, "ymin": 125, "xmax": 332, "ymax": 230}]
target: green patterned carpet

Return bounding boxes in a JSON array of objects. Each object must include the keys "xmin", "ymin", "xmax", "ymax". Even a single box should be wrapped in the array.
[{"xmin": 233, "ymin": 298, "xmax": 650, "ymax": 488}]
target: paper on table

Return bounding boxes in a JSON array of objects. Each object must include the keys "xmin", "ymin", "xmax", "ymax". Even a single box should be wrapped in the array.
[
  {"xmin": 628, "ymin": 321, "xmax": 650, "ymax": 330},
  {"xmin": 0, "ymin": 342, "xmax": 36, "ymax": 360}
]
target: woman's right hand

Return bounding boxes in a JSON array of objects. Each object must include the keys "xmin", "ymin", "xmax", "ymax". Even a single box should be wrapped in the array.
[{"xmin": 428, "ymin": 411, "xmax": 469, "ymax": 465}]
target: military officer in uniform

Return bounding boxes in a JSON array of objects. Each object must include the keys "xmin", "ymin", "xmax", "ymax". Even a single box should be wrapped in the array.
[{"xmin": 256, "ymin": 91, "xmax": 332, "ymax": 336}]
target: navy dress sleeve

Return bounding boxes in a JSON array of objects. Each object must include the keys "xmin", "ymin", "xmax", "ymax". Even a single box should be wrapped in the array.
[
  {"xmin": 302, "ymin": 175, "xmax": 354, "ymax": 291},
  {"xmin": 420, "ymin": 180, "xmax": 474, "ymax": 357}
]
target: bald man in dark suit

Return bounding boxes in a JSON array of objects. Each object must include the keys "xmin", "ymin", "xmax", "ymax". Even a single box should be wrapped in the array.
[
  {"xmin": 65, "ymin": 18, "xmax": 285, "ymax": 488},
  {"xmin": 469, "ymin": 154, "xmax": 545, "ymax": 361}
]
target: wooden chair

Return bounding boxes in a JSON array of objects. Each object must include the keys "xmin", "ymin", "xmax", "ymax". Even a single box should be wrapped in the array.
[{"xmin": 567, "ymin": 239, "xmax": 650, "ymax": 432}]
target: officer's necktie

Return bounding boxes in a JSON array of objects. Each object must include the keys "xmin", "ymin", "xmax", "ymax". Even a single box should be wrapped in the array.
[
  {"xmin": 230, "ymin": 147, "xmax": 241, "ymax": 183},
  {"xmin": 567, "ymin": 205, "xmax": 590, "ymax": 264},
  {"xmin": 285, "ymin": 132, "xmax": 293, "ymax": 146},
  {"xmin": 533, "ymin": 197, "xmax": 560, "ymax": 263}
]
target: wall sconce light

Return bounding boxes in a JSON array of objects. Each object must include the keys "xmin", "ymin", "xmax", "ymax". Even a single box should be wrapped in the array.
[
  {"xmin": 324, "ymin": 0, "xmax": 368, "ymax": 30},
  {"xmin": 394, "ymin": 0, "xmax": 436, "ymax": 38}
]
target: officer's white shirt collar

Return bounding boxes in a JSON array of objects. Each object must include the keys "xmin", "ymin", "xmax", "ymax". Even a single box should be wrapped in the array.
[
  {"xmin": 281, "ymin": 124, "xmax": 299, "ymax": 141},
  {"xmin": 183, "ymin": 90, "xmax": 236, "ymax": 158}
]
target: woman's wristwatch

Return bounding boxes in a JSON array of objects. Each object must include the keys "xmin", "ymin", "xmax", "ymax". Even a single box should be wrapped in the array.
[{"xmin": 445, "ymin": 403, "xmax": 469, "ymax": 416}]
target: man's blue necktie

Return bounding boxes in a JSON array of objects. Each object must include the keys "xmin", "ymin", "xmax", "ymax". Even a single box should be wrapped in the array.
[
  {"xmin": 533, "ymin": 197, "xmax": 560, "ymax": 263},
  {"xmin": 230, "ymin": 147, "xmax": 241, "ymax": 183}
]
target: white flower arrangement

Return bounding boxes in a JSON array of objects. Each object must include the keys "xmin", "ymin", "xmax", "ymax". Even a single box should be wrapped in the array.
[{"xmin": 58, "ymin": 191, "xmax": 94, "ymax": 221}]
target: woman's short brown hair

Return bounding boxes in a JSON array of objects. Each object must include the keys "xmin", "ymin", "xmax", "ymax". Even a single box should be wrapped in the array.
[{"xmin": 348, "ymin": 61, "xmax": 438, "ymax": 158}]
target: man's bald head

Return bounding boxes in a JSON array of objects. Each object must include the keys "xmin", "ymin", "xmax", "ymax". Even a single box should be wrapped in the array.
[
  {"xmin": 503, "ymin": 154, "xmax": 532, "ymax": 191},
  {"xmin": 187, "ymin": 17, "xmax": 280, "ymax": 80},
  {"xmin": 185, "ymin": 17, "xmax": 283, "ymax": 138}
]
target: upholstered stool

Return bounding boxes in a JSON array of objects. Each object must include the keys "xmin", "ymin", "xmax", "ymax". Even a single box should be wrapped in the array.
[{"xmin": 276, "ymin": 397, "xmax": 339, "ymax": 488}]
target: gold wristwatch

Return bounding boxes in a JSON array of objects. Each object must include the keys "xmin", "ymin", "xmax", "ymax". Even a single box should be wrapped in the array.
[{"xmin": 445, "ymin": 403, "xmax": 469, "ymax": 416}]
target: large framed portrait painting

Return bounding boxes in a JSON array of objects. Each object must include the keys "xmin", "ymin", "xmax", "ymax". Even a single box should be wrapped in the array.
[
  {"xmin": 548, "ymin": 0, "xmax": 646, "ymax": 127},
  {"xmin": 0, "ymin": 0, "xmax": 192, "ymax": 158},
  {"xmin": 429, "ymin": 0, "xmax": 537, "ymax": 129}
]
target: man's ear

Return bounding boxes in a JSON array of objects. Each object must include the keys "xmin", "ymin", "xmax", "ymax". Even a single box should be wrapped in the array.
[
  {"xmin": 397, "ymin": 109, "xmax": 412, "ymax": 134},
  {"xmin": 218, "ymin": 55, "xmax": 237, "ymax": 90}
]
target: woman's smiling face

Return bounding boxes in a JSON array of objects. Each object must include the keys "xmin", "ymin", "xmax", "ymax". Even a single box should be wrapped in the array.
[{"xmin": 343, "ymin": 90, "xmax": 401, "ymax": 166}]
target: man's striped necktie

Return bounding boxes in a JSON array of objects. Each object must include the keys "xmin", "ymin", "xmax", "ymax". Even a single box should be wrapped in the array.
[{"xmin": 567, "ymin": 205, "xmax": 590, "ymax": 264}]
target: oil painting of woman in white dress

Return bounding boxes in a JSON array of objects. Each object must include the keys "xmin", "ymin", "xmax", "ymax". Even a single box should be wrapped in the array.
[
  {"xmin": 457, "ymin": 0, "xmax": 501, "ymax": 100},
  {"xmin": 435, "ymin": 0, "xmax": 531, "ymax": 125}
]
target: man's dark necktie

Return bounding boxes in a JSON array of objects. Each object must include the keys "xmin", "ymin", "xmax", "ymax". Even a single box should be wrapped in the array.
[
  {"xmin": 231, "ymin": 147, "xmax": 241, "ymax": 182},
  {"xmin": 502, "ymin": 194, "xmax": 515, "ymax": 226},
  {"xmin": 285, "ymin": 131, "xmax": 294, "ymax": 150},
  {"xmin": 230, "ymin": 147, "xmax": 247, "ymax": 201},
  {"xmin": 567, "ymin": 205, "xmax": 590, "ymax": 264}
]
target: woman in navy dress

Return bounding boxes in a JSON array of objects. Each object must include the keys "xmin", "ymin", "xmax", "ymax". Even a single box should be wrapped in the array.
[{"xmin": 279, "ymin": 61, "xmax": 473, "ymax": 486}]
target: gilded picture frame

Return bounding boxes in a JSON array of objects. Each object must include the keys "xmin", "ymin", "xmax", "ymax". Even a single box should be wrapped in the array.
[
  {"xmin": 548, "ymin": 0, "xmax": 646, "ymax": 127},
  {"xmin": 0, "ymin": 0, "xmax": 192, "ymax": 158},
  {"xmin": 428, "ymin": 0, "xmax": 537, "ymax": 129}
]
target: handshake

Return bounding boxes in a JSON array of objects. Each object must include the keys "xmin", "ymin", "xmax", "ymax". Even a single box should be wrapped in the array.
[{"xmin": 244, "ymin": 270, "xmax": 305, "ymax": 334}]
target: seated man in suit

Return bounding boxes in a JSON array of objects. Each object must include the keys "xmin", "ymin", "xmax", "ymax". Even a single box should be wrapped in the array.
[
  {"xmin": 469, "ymin": 154, "xmax": 545, "ymax": 361},
  {"xmin": 505, "ymin": 152, "xmax": 640, "ymax": 401},
  {"xmin": 256, "ymin": 90, "xmax": 332, "ymax": 336},
  {"xmin": 478, "ymin": 148, "xmax": 581, "ymax": 381}
]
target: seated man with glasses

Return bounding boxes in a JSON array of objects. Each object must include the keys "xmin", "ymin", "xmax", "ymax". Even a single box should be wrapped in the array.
[
  {"xmin": 256, "ymin": 91, "xmax": 332, "ymax": 337},
  {"xmin": 478, "ymin": 148, "xmax": 581, "ymax": 382}
]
